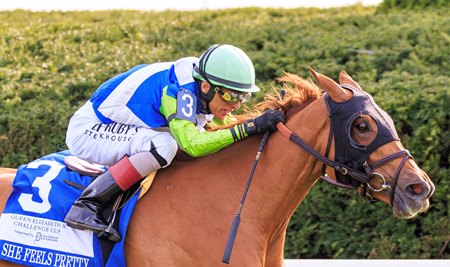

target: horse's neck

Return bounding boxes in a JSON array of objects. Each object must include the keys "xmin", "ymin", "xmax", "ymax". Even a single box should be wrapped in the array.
[
  {"xmin": 233, "ymin": 98, "xmax": 330, "ymax": 230},
  {"xmin": 135, "ymin": 98, "xmax": 330, "ymax": 247}
]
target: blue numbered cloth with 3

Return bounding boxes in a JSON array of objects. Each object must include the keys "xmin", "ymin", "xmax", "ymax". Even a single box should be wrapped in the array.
[{"xmin": 0, "ymin": 150, "xmax": 139, "ymax": 267}]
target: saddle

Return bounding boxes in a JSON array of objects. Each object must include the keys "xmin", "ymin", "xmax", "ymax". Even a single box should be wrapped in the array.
[{"xmin": 64, "ymin": 156, "xmax": 106, "ymax": 177}]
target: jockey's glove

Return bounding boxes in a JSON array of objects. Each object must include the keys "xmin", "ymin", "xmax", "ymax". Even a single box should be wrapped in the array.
[{"xmin": 245, "ymin": 110, "xmax": 285, "ymax": 135}]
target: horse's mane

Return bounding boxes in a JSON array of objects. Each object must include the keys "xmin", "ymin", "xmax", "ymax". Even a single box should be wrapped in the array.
[{"xmin": 211, "ymin": 73, "xmax": 322, "ymax": 130}]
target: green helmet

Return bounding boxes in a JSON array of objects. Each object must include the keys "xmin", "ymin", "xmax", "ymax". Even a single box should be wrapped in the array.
[{"xmin": 193, "ymin": 44, "xmax": 260, "ymax": 93}]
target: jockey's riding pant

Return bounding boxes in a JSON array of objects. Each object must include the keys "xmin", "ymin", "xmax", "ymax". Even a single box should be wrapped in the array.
[{"xmin": 66, "ymin": 101, "xmax": 177, "ymax": 173}]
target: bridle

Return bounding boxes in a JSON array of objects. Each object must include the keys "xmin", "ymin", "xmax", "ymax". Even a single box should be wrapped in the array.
[
  {"xmin": 277, "ymin": 123, "xmax": 412, "ymax": 206},
  {"xmin": 275, "ymin": 87, "xmax": 414, "ymax": 206}
]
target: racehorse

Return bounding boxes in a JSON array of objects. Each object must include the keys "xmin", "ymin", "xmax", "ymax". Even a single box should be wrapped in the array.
[{"xmin": 0, "ymin": 68, "xmax": 435, "ymax": 266}]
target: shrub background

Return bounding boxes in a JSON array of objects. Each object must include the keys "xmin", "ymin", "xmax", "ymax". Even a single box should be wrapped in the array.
[{"xmin": 0, "ymin": 1, "xmax": 448, "ymax": 259}]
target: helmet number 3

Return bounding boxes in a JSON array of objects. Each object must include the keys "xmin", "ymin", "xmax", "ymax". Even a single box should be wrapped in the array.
[
  {"xmin": 176, "ymin": 88, "xmax": 197, "ymax": 122},
  {"xmin": 18, "ymin": 160, "xmax": 64, "ymax": 214}
]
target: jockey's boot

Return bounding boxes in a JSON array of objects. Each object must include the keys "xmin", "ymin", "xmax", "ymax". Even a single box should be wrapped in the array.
[{"xmin": 64, "ymin": 155, "xmax": 144, "ymax": 243}]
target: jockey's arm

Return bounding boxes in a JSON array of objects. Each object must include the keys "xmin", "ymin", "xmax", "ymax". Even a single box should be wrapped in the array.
[{"xmin": 160, "ymin": 90, "xmax": 248, "ymax": 157}]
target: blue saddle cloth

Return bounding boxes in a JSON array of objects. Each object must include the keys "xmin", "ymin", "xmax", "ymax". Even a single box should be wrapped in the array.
[{"xmin": 0, "ymin": 151, "xmax": 139, "ymax": 267}]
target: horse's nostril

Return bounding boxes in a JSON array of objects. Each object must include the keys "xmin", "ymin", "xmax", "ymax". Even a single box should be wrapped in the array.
[
  {"xmin": 406, "ymin": 183, "xmax": 426, "ymax": 197},
  {"xmin": 410, "ymin": 184, "xmax": 423, "ymax": 195}
]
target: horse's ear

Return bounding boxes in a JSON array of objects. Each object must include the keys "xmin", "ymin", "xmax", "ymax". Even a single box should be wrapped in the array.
[
  {"xmin": 339, "ymin": 70, "xmax": 363, "ymax": 91},
  {"xmin": 308, "ymin": 66, "xmax": 352, "ymax": 103}
]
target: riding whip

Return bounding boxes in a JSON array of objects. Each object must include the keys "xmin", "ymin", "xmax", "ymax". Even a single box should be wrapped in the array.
[{"xmin": 222, "ymin": 90, "xmax": 285, "ymax": 264}]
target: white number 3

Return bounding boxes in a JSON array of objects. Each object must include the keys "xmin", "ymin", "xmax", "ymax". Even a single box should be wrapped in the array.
[
  {"xmin": 181, "ymin": 93, "xmax": 194, "ymax": 118},
  {"xmin": 176, "ymin": 89, "xmax": 197, "ymax": 122},
  {"xmin": 18, "ymin": 160, "xmax": 65, "ymax": 214}
]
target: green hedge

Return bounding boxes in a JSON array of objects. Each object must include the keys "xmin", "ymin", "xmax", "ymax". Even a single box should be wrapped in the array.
[
  {"xmin": 379, "ymin": 0, "xmax": 450, "ymax": 11},
  {"xmin": 0, "ymin": 4, "xmax": 448, "ymax": 259}
]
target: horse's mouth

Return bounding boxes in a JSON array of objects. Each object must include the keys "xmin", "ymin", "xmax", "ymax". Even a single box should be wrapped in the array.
[{"xmin": 392, "ymin": 193, "xmax": 430, "ymax": 219}]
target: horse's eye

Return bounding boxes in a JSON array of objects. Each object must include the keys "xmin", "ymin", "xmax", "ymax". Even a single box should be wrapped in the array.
[{"xmin": 354, "ymin": 121, "xmax": 370, "ymax": 132}]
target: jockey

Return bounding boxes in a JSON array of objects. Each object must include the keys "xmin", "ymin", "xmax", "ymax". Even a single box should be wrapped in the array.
[{"xmin": 64, "ymin": 44, "xmax": 285, "ymax": 242}]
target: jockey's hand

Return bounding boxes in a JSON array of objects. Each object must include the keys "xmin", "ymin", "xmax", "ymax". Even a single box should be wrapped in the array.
[{"xmin": 245, "ymin": 110, "xmax": 285, "ymax": 135}]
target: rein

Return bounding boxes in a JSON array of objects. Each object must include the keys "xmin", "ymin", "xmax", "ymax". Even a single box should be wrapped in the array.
[
  {"xmin": 276, "ymin": 122, "xmax": 413, "ymax": 205},
  {"xmin": 222, "ymin": 90, "xmax": 286, "ymax": 264}
]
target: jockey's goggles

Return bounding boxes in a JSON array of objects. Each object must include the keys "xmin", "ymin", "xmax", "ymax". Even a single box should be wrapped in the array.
[{"xmin": 214, "ymin": 87, "xmax": 251, "ymax": 105}]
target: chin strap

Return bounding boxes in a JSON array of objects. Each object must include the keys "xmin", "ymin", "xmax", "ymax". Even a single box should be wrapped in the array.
[
  {"xmin": 201, "ymin": 82, "xmax": 216, "ymax": 113},
  {"xmin": 196, "ymin": 44, "xmax": 223, "ymax": 113}
]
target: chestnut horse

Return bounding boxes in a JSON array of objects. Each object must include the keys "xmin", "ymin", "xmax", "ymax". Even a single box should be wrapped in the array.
[{"xmin": 0, "ymin": 68, "xmax": 435, "ymax": 266}]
